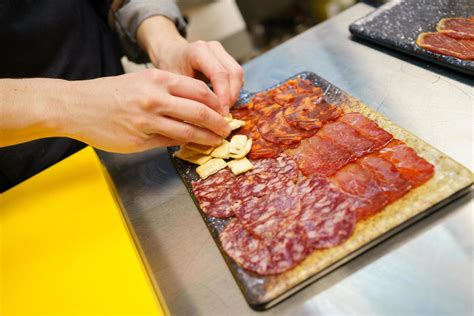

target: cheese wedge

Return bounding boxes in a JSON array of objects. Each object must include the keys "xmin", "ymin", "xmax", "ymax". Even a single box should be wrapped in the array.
[
  {"xmin": 227, "ymin": 158, "xmax": 254, "ymax": 175},
  {"xmin": 196, "ymin": 158, "xmax": 227, "ymax": 179},
  {"xmin": 211, "ymin": 140, "xmax": 230, "ymax": 159},
  {"xmin": 185, "ymin": 143, "xmax": 216, "ymax": 155},
  {"xmin": 229, "ymin": 138, "xmax": 252, "ymax": 159}
]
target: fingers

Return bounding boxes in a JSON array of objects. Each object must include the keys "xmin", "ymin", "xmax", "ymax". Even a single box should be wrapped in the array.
[
  {"xmin": 142, "ymin": 134, "xmax": 185, "ymax": 151},
  {"xmin": 188, "ymin": 41, "xmax": 232, "ymax": 115},
  {"xmin": 161, "ymin": 96, "xmax": 231, "ymax": 137},
  {"xmin": 207, "ymin": 41, "xmax": 244, "ymax": 106},
  {"xmin": 148, "ymin": 116, "xmax": 224, "ymax": 146},
  {"xmin": 165, "ymin": 73, "xmax": 221, "ymax": 114}
]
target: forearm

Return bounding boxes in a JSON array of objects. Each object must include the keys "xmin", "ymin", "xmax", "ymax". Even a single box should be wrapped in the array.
[{"xmin": 0, "ymin": 78, "xmax": 71, "ymax": 147}]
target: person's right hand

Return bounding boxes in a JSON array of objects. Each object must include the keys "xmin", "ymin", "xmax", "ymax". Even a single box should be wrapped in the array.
[{"xmin": 62, "ymin": 69, "xmax": 231, "ymax": 153}]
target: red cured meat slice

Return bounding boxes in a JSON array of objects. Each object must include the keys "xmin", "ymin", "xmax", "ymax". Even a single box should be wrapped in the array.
[
  {"xmin": 252, "ymin": 92, "xmax": 275, "ymax": 111},
  {"xmin": 219, "ymin": 219, "xmax": 272, "ymax": 275},
  {"xmin": 359, "ymin": 156, "xmax": 412, "ymax": 202},
  {"xmin": 284, "ymin": 95, "xmax": 342, "ymax": 131},
  {"xmin": 235, "ymin": 181, "xmax": 301, "ymax": 238},
  {"xmin": 258, "ymin": 104, "xmax": 316, "ymax": 146},
  {"xmin": 298, "ymin": 175, "xmax": 356, "ymax": 250},
  {"xmin": 220, "ymin": 219, "xmax": 307, "ymax": 275},
  {"xmin": 317, "ymin": 121, "xmax": 375, "ymax": 157},
  {"xmin": 231, "ymin": 155, "xmax": 300, "ymax": 238},
  {"xmin": 378, "ymin": 140, "xmax": 434, "ymax": 188},
  {"xmin": 339, "ymin": 113, "xmax": 393, "ymax": 149},
  {"xmin": 231, "ymin": 119, "xmax": 286, "ymax": 160},
  {"xmin": 332, "ymin": 163, "xmax": 389, "ymax": 220},
  {"xmin": 291, "ymin": 136, "xmax": 353, "ymax": 176},
  {"xmin": 231, "ymin": 104, "xmax": 256, "ymax": 121},
  {"xmin": 192, "ymin": 169, "xmax": 237, "ymax": 218},
  {"xmin": 231, "ymin": 154, "xmax": 298, "ymax": 207},
  {"xmin": 417, "ymin": 32, "xmax": 474, "ymax": 60},
  {"xmin": 437, "ymin": 17, "xmax": 474, "ymax": 40},
  {"xmin": 265, "ymin": 226, "xmax": 307, "ymax": 275}
]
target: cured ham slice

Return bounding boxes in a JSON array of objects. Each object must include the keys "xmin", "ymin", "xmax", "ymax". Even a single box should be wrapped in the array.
[
  {"xmin": 378, "ymin": 139, "xmax": 434, "ymax": 188},
  {"xmin": 332, "ymin": 163, "xmax": 389, "ymax": 220},
  {"xmin": 258, "ymin": 104, "xmax": 316, "ymax": 146},
  {"xmin": 359, "ymin": 156, "xmax": 412, "ymax": 202},
  {"xmin": 192, "ymin": 169, "xmax": 237, "ymax": 218},
  {"xmin": 437, "ymin": 17, "xmax": 474, "ymax": 40},
  {"xmin": 339, "ymin": 113, "xmax": 393, "ymax": 149},
  {"xmin": 291, "ymin": 136, "xmax": 353, "ymax": 176},
  {"xmin": 416, "ymin": 32, "xmax": 474, "ymax": 60},
  {"xmin": 220, "ymin": 219, "xmax": 307, "ymax": 275},
  {"xmin": 284, "ymin": 95, "xmax": 342, "ymax": 131},
  {"xmin": 298, "ymin": 175, "xmax": 356, "ymax": 250},
  {"xmin": 317, "ymin": 121, "xmax": 375, "ymax": 158}
]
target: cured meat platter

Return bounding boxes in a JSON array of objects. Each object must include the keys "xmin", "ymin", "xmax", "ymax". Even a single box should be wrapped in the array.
[
  {"xmin": 168, "ymin": 72, "xmax": 473, "ymax": 310},
  {"xmin": 349, "ymin": 0, "xmax": 474, "ymax": 76}
]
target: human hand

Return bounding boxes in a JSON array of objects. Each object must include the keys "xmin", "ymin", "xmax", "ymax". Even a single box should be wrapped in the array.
[
  {"xmin": 137, "ymin": 16, "xmax": 244, "ymax": 115},
  {"xmin": 62, "ymin": 69, "xmax": 230, "ymax": 153}
]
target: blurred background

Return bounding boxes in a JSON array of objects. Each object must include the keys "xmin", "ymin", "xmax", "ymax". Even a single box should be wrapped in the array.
[{"xmin": 123, "ymin": 0, "xmax": 371, "ymax": 71}]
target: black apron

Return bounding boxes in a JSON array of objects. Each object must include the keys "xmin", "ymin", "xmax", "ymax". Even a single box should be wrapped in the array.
[{"xmin": 0, "ymin": 0, "xmax": 124, "ymax": 192}]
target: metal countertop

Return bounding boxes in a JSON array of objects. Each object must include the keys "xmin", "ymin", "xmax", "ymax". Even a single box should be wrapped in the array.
[{"xmin": 100, "ymin": 3, "xmax": 473, "ymax": 315}]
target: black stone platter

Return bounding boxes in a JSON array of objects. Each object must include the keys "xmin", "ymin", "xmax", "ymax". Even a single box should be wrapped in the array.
[
  {"xmin": 168, "ymin": 71, "xmax": 473, "ymax": 310},
  {"xmin": 349, "ymin": 0, "xmax": 474, "ymax": 76}
]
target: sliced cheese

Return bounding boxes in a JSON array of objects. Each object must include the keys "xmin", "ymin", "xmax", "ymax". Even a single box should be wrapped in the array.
[
  {"xmin": 185, "ymin": 143, "xmax": 216, "ymax": 155},
  {"xmin": 228, "ymin": 119, "xmax": 245, "ymax": 131},
  {"xmin": 211, "ymin": 140, "xmax": 230, "ymax": 159},
  {"xmin": 196, "ymin": 158, "xmax": 227, "ymax": 179},
  {"xmin": 229, "ymin": 138, "xmax": 252, "ymax": 159},
  {"xmin": 227, "ymin": 158, "xmax": 254, "ymax": 175},
  {"xmin": 174, "ymin": 147, "xmax": 212, "ymax": 165}
]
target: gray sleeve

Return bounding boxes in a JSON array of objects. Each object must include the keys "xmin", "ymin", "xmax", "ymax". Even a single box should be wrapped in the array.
[{"xmin": 114, "ymin": 0, "xmax": 187, "ymax": 63}]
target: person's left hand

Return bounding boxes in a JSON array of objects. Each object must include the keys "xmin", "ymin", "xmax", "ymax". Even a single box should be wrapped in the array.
[{"xmin": 137, "ymin": 16, "xmax": 244, "ymax": 116}]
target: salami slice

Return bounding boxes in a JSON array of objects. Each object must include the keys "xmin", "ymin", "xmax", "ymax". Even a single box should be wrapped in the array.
[
  {"xmin": 235, "ymin": 181, "xmax": 301, "ymax": 238},
  {"xmin": 258, "ymin": 104, "xmax": 317, "ymax": 146},
  {"xmin": 332, "ymin": 162, "xmax": 389, "ymax": 220},
  {"xmin": 220, "ymin": 219, "xmax": 308, "ymax": 275},
  {"xmin": 192, "ymin": 168, "xmax": 237, "ymax": 218},
  {"xmin": 298, "ymin": 175, "xmax": 356, "ymax": 250},
  {"xmin": 265, "ymin": 226, "xmax": 307, "ymax": 275},
  {"xmin": 231, "ymin": 154, "xmax": 299, "ymax": 203},
  {"xmin": 291, "ymin": 136, "xmax": 353, "ymax": 176},
  {"xmin": 220, "ymin": 219, "xmax": 272, "ymax": 275},
  {"xmin": 317, "ymin": 121, "xmax": 375, "ymax": 158},
  {"xmin": 231, "ymin": 155, "xmax": 300, "ymax": 238},
  {"xmin": 339, "ymin": 113, "xmax": 393, "ymax": 149},
  {"xmin": 284, "ymin": 95, "xmax": 342, "ymax": 131},
  {"xmin": 359, "ymin": 155, "xmax": 412, "ymax": 202},
  {"xmin": 378, "ymin": 139, "xmax": 434, "ymax": 188}
]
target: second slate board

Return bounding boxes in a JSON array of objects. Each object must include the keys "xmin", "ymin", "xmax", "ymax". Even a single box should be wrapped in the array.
[
  {"xmin": 349, "ymin": 0, "xmax": 474, "ymax": 76},
  {"xmin": 169, "ymin": 72, "xmax": 473, "ymax": 311}
]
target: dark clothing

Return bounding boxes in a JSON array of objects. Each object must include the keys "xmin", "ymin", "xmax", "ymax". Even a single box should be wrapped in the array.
[{"xmin": 0, "ymin": 0, "xmax": 124, "ymax": 192}]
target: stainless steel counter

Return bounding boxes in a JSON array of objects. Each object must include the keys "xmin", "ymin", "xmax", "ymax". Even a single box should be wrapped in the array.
[{"xmin": 100, "ymin": 3, "xmax": 473, "ymax": 315}]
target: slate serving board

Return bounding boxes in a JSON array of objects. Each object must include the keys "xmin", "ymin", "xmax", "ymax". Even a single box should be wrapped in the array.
[
  {"xmin": 349, "ymin": 0, "xmax": 474, "ymax": 76},
  {"xmin": 168, "ymin": 72, "xmax": 473, "ymax": 310}
]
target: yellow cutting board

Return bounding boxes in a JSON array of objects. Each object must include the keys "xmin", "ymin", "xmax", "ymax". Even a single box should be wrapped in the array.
[{"xmin": 0, "ymin": 147, "xmax": 166, "ymax": 316}]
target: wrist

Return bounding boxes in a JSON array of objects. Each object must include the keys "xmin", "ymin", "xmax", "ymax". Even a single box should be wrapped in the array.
[{"xmin": 136, "ymin": 15, "xmax": 187, "ymax": 66}]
